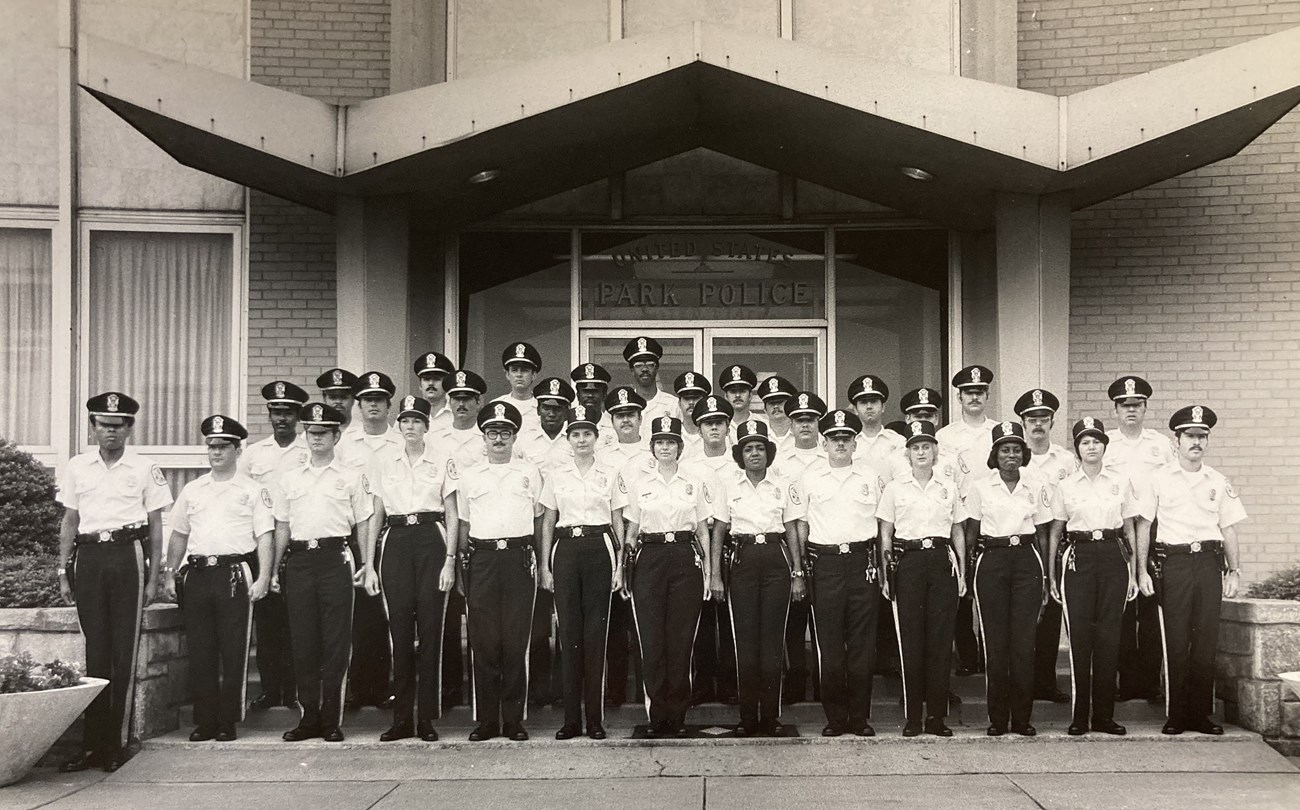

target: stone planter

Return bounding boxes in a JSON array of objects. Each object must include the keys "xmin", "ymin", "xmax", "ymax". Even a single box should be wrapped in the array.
[
  {"xmin": 0, "ymin": 677, "xmax": 108, "ymax": 786},
  {"xmin": 1216, "ymin": 597, "xmax": 1300, "ymax": 755}
]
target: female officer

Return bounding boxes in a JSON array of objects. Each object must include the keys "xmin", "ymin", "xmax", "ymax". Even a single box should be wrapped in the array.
[
  {"xmin": 616, "ymin": 416, "xmax": 711, "ymax": 738},
  {"xmin": 539, "ymin": 405, "xmax": 624, "ymax": 741},
  {"xmin": 964, "ymin": 422, "xmax": 1052, "ymax": 737},
  {"xmin": 712, "ymin": 420, "xmax": 805, "ymax": 737},
  {"xmin": 1048, "ymin": 417, "xmax": 1138, "ymax": 736}
]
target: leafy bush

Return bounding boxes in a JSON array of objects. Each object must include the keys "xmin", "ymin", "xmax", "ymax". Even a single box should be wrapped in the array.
[
  {"xmin": 1247, "ymin": 564, "xmax": 1300, "ymax": 601},
  {"xmin": 0, "ymin": 554, "xmax": 62, "ymax": 608},
  {"xmin": 0, "ymin": 438, "xmax": 61, "ymax": 557},
  {"xmin": 0, "ymin": 652, "xmax": 84, "ymax": 693}
]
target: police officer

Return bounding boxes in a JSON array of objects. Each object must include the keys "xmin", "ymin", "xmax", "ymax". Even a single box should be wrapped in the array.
[
  {"xmin": 878, "ymin": 421, "xmax": 964, "ymax": 737},
  {"xmin": 414, "ymin": 350, "xmax": 457, "ymax": 432},
  {"xmin": 364, "ymin": 395, "xmax": 458, "ymax": 742},
  {"xmin": 316, "ymin": 368, "xmax": 359, "ymax": 432},
  {"xmin": 538, "ymin": 405, "xmax": 625, "ymax": 740},
  {"xmin": 162, "ymin": 415, "xmax": 273, "ymax": 742},
  {"xmin": 600, "ymin": 386, "xmax": 650, "ymax": 470},
  {"xmin": 937, "ymin": 365, "xmax": 997, "ymax": 459},
  {"xmin": 1015, "ymin": 389, "xmax": 1077, "ymax": 704},
  {"xmin": 793, "ymin": 409, "xmax": 882, "ymax": 737},
  {"xmin": 456, "ymin": 401, "xmax": 542, "ymax": 742},
  {"xmin": 272, "ymin": 402, "xmax": 374, "ymax": 742},
  {"xmin": 56, "ymin": 393, "xmax": 173, "ymax": 772},
  {"xmin": 1136, "ymin": 405, "xmax": 1245, "ymax": 735},
  {"xmin": 242, "ymin": 380, "xmax": 310, "ymax": 712},
  {"xmin": 1048, "ymin": 417, "xmax": 1138, "ymax": 736},
  {"xmin": 1106, "ymin": 375, "xmax": 1174, "ymax": 703},
  {"xmin": 517, "ymin": 377, "xmax": 575, "ymax": 474},
  {"xmin": 888, "ymin": 388, "xmax": 959, "ymax": 482},
  {"xmin": 673, "ymin": 371, "xmax": 712, "ymax": 460},
  {"xmin": 494, "ymin": 341, "xmax": 544, "ymax": 438},
  {"xmin": 847, "ymin": 375, "xmax": 902, "ymax": 480},
  {"xmin": 758, "ymin": 376, "xmax": 798, "ymax": 453},
  {"xmin": 617, "ymin": 416, "xmax": 712, "ymax": 738},
  {"xmin": 571, "ymin": 362, "xmax": 619, "ymax": 449},
  {"xmin": 718, "ymin": 364, "xmax": 761, "ymax": 423},
  {"xmin": 964, "ymin": 422, "xmax": 1052, "ymax": 736},
  {"xmin": 624, "ymin": 336, "xmax": 678, "ymax": 423},
  {"xmin": 714, "ymin": 421, "xmax": 804, "ymax": 736}
]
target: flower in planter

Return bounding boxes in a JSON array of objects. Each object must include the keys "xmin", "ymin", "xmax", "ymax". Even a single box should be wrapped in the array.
[{"xmin": 0, "ymin": 652, "xmax": 84, "ymax": 694}]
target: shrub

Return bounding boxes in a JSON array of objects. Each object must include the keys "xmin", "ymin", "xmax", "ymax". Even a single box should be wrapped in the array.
[
  {"xmin": 0, "ymin": 554, "xmax": 62, "ymax": 608},
  {"xmin": 0, "ymin": 438, "xmax": 61, "ymax": 557},
  {"xmin": 1247, "ymin": 564, "xmax": 1300, "ymax": 601},
  {"xmin": 0, "ymin": 652, "xmax": 83, "ymax": 693}
]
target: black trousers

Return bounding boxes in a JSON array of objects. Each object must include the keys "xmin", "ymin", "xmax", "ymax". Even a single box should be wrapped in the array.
[
  {"xmin": 606, "ymin": 595, "xmax": 643, "ymax": 704},
  {"xmin": 728, "ymin": 542, "xmax": 792, "ymax": 726},
  {"xmin": 1157, "ymin": 552, "xmax": 1223, "ymax": 725},
  {"xmin": 694, "ymin": 602, "xmax": 737, "ymax": 701},
  {"xmin": 552, "ymin": 534, "xmax": 615, "ymax": 726},
  {"xmin": 347, "ymin": 534, "xmax": 391, "ymax": 705},
  {"xmin": 442, "ymin": 589, "xmax": 466, "ymax": 704},
  {"xmin": 811, "ymin": 549, "xmax": 879, "ymax": 728},
  {"xmin": 73, "ymin": 541, "xmax": 146, "ymax": 756},
  {"xmin": 465, "ymin": 545, "xmax": 536, "ymax": 727},
  {"xmin": 1034, "ymin": 598, "xmax": 1064, "ymax": 693},
  {"xmin": 631, "ymin": 543, "xmax": 704, "ymax": 727},
  {"xmin": 181, "ymin": 561, "xmax": 253, "ymax": 730},
  {"xmin": 530, "ymin": 587, "xmax": 555, "ymax": 703},
  {"xmin": 974, "ymin": 545, "xmax": 1043, "ymax": 728},
  {"xmin": 284, "ymin": 546, "xmax": 354, "ymax": 731},
  {"xmin": 1119, "ymin": 518, "xmax": 1161, "ymax": 697},
  {"xmin": 380, "ymin": 523, "xmax": 448, "ymax": 726},
  {"xmin": 955, "ymin": 594, "xmax": 981, "ymax": 671},
  {"xmin": 1061, "ymin": 540, "xmax": 1128, "ymax": 727},
  {"xmin": 254, "ymin": 591, "xmax": 296, "ymax": 702},
  {"xmin": 784, "ymin": 599, "xmax": 817, "ymax": 701},
  {"xmin": 892, "ymin": 547, "xmax": 958, "ymax": 723}
]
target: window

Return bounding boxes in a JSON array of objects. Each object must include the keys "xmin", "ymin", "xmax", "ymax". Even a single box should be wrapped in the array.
[{"xmin": 0, "ymin": 226, "xmax": 53, "ymax": 447}]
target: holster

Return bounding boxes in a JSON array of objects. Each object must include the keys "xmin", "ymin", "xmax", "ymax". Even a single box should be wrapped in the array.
[
  {"xmin": 459, "ymin": 547, "xmax": 473, "ymax": 601},
  {"xmin": 1147, "ymin": 553, "xmax": 1165, "ymax": 601},
  {"xmin": 174, "ymin": 567, "xmax": 188, "ymax": 611},
  {"xmin": 886, "ymin": 549, "xmax": 901, "ymax": 601},
  {"xmin": 1118, "ymin": 535, "xmax": 1133, "ymax": 565},
  {"xmin": 722, "ymin": 541, "xmax": 738, "ymax": 587},
  {"xmin": 64, "ymin": 552, "xmax": 77, "ymax": 598},
  {"xmin": 622, "ymin": 546, "xmax": 638, "ymax": 592},
  {"xmin": 1055, "ymin": 542, "xmax": 1069, "ymax": 593}
]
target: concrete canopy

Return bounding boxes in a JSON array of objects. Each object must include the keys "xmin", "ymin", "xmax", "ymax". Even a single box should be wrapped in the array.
[{"xmin": 79, "ymin": 22, "xmax": 1300, "ymax": 231}]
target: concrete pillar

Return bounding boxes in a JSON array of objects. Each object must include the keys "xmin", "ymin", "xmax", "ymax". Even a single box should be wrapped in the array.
[
  {"xmin": 391, "ymin": 0, "xmax": 447, "ymax": 93},
  {"xmin": 960, "ymin": 0, "xmax": 1017, "ymax": 86},
  {"xmin": 993, "ymin": 191, "xmax": 1071, "ymax": 433},
  {"xmin": 336, "ymin": 195, "xmax": 411, "ymax": 376}
]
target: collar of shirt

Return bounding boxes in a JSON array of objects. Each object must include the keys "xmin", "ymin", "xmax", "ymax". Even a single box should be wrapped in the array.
[{"xmin": 87, "ymin": 449, "xmax": 148, "ymax": 471}]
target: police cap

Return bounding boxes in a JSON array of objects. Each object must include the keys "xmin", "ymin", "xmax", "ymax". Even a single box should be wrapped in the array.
[
  {"xmin": 623, "ymin": 336, "xmax": 663, "ymax": 364},
  {"xmin": 1014, "ymin": 388, "xmax": 1060, "ymax": 417},
  {"xmin": 691, "ymin": 395, "xmax": 734, "ymax": 426},
  {"xmin": 261, "ymin": 380, "xmax": 309, "ymax": 406},
  {"xmin": 1169, "ymin": 404, "xmax": 1217, "ymax": 433},
  {"xmin": 899, "ymin": 388, "xmax": 943, "ymax": 414},
  {"xmin": 534, "ymin": 377, "xmax": 576, "ymax": 403},
  {"xmin": 501, "ymin": 342, "xmax": 542, "ymax": 371},
  {"xmin": 478, "ymin": 401, "xmax": 523, "ymax": 432},
  {"xmin": 201, "ymin": 414, "xmax": 248, "ymax": 442},
  {"xmin": 446, "ymin": 369, "xmax": 488, "ymax": 397},
  {"xmin": 414, "ymin": 351, "xmax": 455, "ymax": 378},
  {"xmin": 847, "ymin": 375, "xmax": 889, "ymax": 403},
  {"xmin": 86, "ymin": 391, "xmax": 140, "ymax": 418},
  {"xmin": 316, "ymin": 368, "xmax": 358, "ymax": 393},
  {"xmin": 604, "ymin": 386, "xmax": 646, "ymax": 413}
]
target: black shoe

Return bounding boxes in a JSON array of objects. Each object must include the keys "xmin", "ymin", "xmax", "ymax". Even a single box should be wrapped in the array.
[
  {"xmin": 1092, "ymin": 720, "xmax": 1126, "ymax": 736},
  {"xmin": 283, "ymin": 698, "xmax": 301, "ymax": 712},
  {"xmin": 417, "ymin": 721, "xmax": 439, "ymax": 742},
  {"xmin": 1162, "ymin": 721, "xmax": 1184, "ymax": 735},
  {"xmin": 587, "ymin": 724, "xmax": 606, "ymax": 740},
  {"xmin": 675, "ymin": 723, "xmax": 691, "ymax": 738},
  {"xmin": 189, "ymin": 727, "xmax": 216, "ymax": 742},
  {"xmin": 322, "ymin": 727, "xmax": 345, "ymax": 742},
  {"xmin": 59, "ymin": 752, "xmax": 104, "ymax": 773},
  {"xmin": 215, "ymin": 726, "xmax": 237, "ymax": 742},
  {"xmin": 854, "ymin": 723, "xmax": 876, "ymax": 737},
  {"xmin": 555, "ymin": 724, "xmax": 582, "ymax": 740},
  {"xmin": 376, "ymin": 696, "xmax": 395, "ymax": 710},
  {"xmin": 282, "ymin": 725, "xmax": 321, "ymax": 741},
  {"xmin": 469, "ymin": 723, "xmax": 499, "ymax": 741},
  {"xmin": 1012, "ymin": 723, "xmax": 1037, "ymax": 737},
  {"xmin": 760, "ymin": 719, "xmax": 783, "ymax": 737},
  {"xmin": 924, "ymin": 718, "xmax": 952, "ymax": 737},
  {"xmin": 822, "ymin": 723, "xmax": 845, "ymax": 737},
  {"xmin": 733, "ymin": 723, "xmax": 756, "ymax": 738},
  {"xmin": 902, "ymin": 721, "xmax": 922, "ymax": 738},
  {"xmin": 380, "ymin": 724, "xmax": 414, "ymax": 742},
  {"xmin": 504, "ymin": 723, "xmax": 529, "ymax": 741},
  {"xmin": 643, "ymin": 723, "xmax": 661, "ymax": 739},
  {"xmin": 986, "ymin": 724, "xmax": 1007, "ymax": 737},
  {"xmin": 1188, "ymin": 717, "xmax": 1224, "ymax": 735},
  {"xmin": 1067, "ymin": 723, "xmax": 1088, "ymax": 736},
  {"xmin": 1036, "ymin": 688, "xmax": 1070, "ymax": 704},
  {"xmin": 102, "ymin": 752, "xmax": 128, "ymax": 773},
  {"xmin": 249, "ymin": 694, "xmax": 276, "ymax": 712}
]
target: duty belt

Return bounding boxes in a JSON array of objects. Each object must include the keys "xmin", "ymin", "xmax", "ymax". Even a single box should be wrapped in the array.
[
  {"xmin": 896, "ymin": 536, "xmax": 949, "ymax": 551},
  {"xmin": 558, "ymin": 524, "xmax": 611, "ymax": 539},
  {"xmin": 731, "ymin": 532, "xmax": 782, "ymax": 546},
  {"xmin": 809, "ymin": 540, "xmax": 875, "ymax": 556},
  {"xmin": 186, "ymin": 552, "xmax": 254, "ymax": 568},
  {"xmin": 1156, "ymin": 540, "xmax": 1223, "ymax": 555},
  {"xmin": 1066, "ymin": 528, "xmax": 1120, "ymax": 543},
  {"xmin": 288, "ymin": 536, "xmax": 347, "ymax": 552},
  {"xmin": 639, "ymin": 530, "xmax": 695, "ymax": 545},
  {"xmin": 468, "ymin": 535, "xmax": 532, "ymax": 551},
  {"xmin": 385, "ymin": 511, "xmax": 443, "ymax": 528},
  {"xmin": 981, "ymin": 534, "xmax": 1034, "ymax": 549},
  {"xmin": 74, "ymin": 524, "xmax": 147, "ymax": 546}
]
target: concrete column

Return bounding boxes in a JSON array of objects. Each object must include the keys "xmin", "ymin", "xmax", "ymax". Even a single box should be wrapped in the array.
[
  {"xmin": 391, "ymin": 0, "xmax": 447, "ymax": 93},
  {"xmin": 993, "ymin": 191, "xmax": 1071, "ymax": 432},
  {"xmin": 336, "ymin": 195, "xmax": 412, "ymax": 376},
  {"xmin": 960, "ymin": 0, "xmax": 1017, "ymax": 86}
]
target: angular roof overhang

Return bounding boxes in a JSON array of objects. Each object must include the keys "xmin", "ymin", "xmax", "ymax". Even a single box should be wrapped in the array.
[{"xmin": 79, "ymin": 23, "xmax": 1300, "ymax": 231}]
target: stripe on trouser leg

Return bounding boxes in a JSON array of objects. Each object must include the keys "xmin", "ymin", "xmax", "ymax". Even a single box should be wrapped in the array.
[
  {"xmin": 1157, "ymin": 602, "xmax": 1170, "ymax": 718},
  {"xmin": 628, "ymin": 589, "xmax": 652, "ymax": 722},
  {"xmin": 122, "ymin": 542, "xmax": 147, "ymax": 750},
  {"xmin": 522, "ymin": 549, "xmax": 537, "ymax": 723},
  {"xmin": 1060, "ymin": 547, "xmax": 1077, "ymax": 724},
  {"xmin": 239, "ymin": 561, "xmax": 255, "ymax": 722},
  {"xmin": 972, "ymin": 553, "xmax": 991, "ymax": 719},
  {"xmin": 890, "ymin": 595, "xmax": 908, "ymax": 721},
  {"xmin": 335, "ymin": 551, "xmax": 357, "ymax": 730}
]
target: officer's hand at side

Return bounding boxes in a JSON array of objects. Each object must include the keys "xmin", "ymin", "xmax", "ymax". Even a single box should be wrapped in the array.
[
  {"xmin": 362, "ymin": 566, "xmax": 380, "ymax": 597},
  {"xmin": 144, "ymin": 577, "xmax": 159, "ymax": 605},
  {"xmin": 709, "ymin": 573, "xmax": 725, "ymax": 602},
  {"xmin": 1049, "ymin": 580, "xmax": 1062, "ymax": 604},
  {"xmin": 610, "ymin": 566, "xmax": 623, "ymax": 593},
  {"xmin": 352, "ymin": 566, "xmax": 366, "ymax": 588},
  {"xmin": 881, "ymin": 580, "xmax": 892, "ymax": 601},
  {"xmin": 438, "ymin": 560, "xmax": 455, "ymax": 593},
  {"xmin": 59, "ymin": 576, "xmax": 75, "ymax": 606},
  {"xmin": 1223, "ymin": 571, "xmax": 1239, "ymax": 599},
  {"xmin": 269, "ymin": 574, "xmax": 281, "ymax": 595},
  {"xmin": 161, "ymin": 577, "xmax": 177, "ymax": 603},
  {"xmin": 790, "ymin": 577, "xmax": 807, "ymax": 602},
  {"xmin": 539, "ymin": 567, "xmax": 555, "ymax": 592},
  {"xmin": 1138, "ymin": 572, "xmax": 1155, "ymax": 597},
  {"xmin": 956, "ymin": 578, "xmax": 967, "ymax": 599},
  {"xmin": 1126, "ymin": 575, "xmax": 1138, "ymax": 602},
  {"xmin": 249, "ymin": 577, "xmax": 270, "ymax": 602}
]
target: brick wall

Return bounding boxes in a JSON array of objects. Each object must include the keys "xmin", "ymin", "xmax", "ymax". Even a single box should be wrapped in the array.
[
  {"xmin": 1019, "ymin": 1, "xmax": 1300, "ymax": 583},
  {"xmin": 250, "ymin": 0, "xmax": 390, "ymax": 105}
]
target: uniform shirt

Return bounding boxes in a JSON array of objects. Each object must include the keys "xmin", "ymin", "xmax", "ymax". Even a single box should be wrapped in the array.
[
  {"xmin": 240, "ymin": 434, "xmax": 309, "ymax": 495},
  {"xmin": 429, "ymin": 403, "xmax": 453, "ymax": 432},
  {"xmin": 771, "ymin": 426, "xmax": 796, "ymax": 458},
  {"xmin": 1052, "ymin": 467, "xmax": 1140, "ymax": 531},
  {"xmin": 618, "ymin": 465, "xmax": 710, "ymax": 533},
  {"xmin": 769, "ymin": 443, "xmax": 826, "ymax": 485},
  {"xmin": 851, "ymin": 426, "xmax": 904, "ymax": 484},
  {"xmin": 1025, "ymin": 444, "xmax": 1078, "ymax": 491},
  {"xmin": 491, "ymin": 394, "xmax": 541, "ymax": 436},
  {"xmin": 368, "ymin": 444, "xmax": 457, "ymax": 515},
  {"xmin": 888, "ymin": 446, "xmax": 960, "ymax": 485},
  {"xmin": 961, "ymin": 468, "xmax": 1053, "ymax": 536},
  {"xmin": 791, "ymin": 463, "xmax": 880, "ymax": 545},
  {"xmin": 713, "ymin": 469, "xmax": 796, "ymax": 534},
  {"xmin": 516, "ymin": 428, "xmax": 571, "ymax": 476},
  {"xmin": 273, "ymin": 458, "xmax": 374, "ymax": 540},
  {"xmin": 935, "ymin": 416, "xmax": 997, "ymax": 459},
  {"xmin": 1137, "ymin": 463, "xmax": 1247, "ymax": 543},
  {"xmin": 457, "ymin": 458, "xmax": 543, "ymax": 538},
  {"xmin": 876, "ymin": 472, "xmax": 961, "ymax": 539},
  {"xmin": 599, "ymin": 437, "xmax": 651, "ymax": 471},
  {"xmin": 540, "ymin": 458, "xmax": 619, "ymax": 526},
  {"xmin": 1104, "ymin": 428, "xmax": 1175, "ymax": 477},
  {"xmin": 57, "ymin": 450, "xmax": 174, "ymax": 533},
  {"xmin": 336, "ymin": 424, "xmax": 403, "ymax": 471},
  {"xmin": 679, "ymin": 430, "xmax": 705, "ymax": 462},
  {"xmin": 169, "ymin": 473, "xmax": 274, "ymax": 555},
  {"xmin": 642, "ymin": 388, "xmax": 680, "ymax": 424}
]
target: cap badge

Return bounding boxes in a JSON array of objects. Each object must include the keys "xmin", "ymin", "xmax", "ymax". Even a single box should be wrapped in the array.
[
  {"xmin": 312, "ymin": 404, "xmax": 323, "ymax": 422},
  {"xmin": 212, "ymin": 416, "xmax": 224, "ymax": 433},
  {"xmin": 494, "ymin": 403, "xmax": 506, "ymax": 419},
  {"xmin": 798, "ymin": 393, "xmax": 809, "ymax": 408},
  {"xmin": 618, "ymin": 389, "xmax": 629, "ymax": 404},
  {"xmin": 106, "ymin": 394, "xmax": 120, "ymax": 412},
  {"xmin": 706, "ymin": 396, "xmax": 717, "ymax": 410},
  {"xmin": 910, "ymin": 422, "xmax": 924, "ymax": 436},
  {"xmin": 1032, "ymin": 390, "xmax": 1044, "ymax": 406},
  {"xmin": 769, "ymin": 379, "xmax": 779, "ymax": 393},
  {"xmin": 659, "ymin": 417, "xmax": 671, "ymax": 431},
  {"xmin": 862, "ymin": 378, "xmax": 874, "ymax": 392},
  {"xmin": 584, "ymin": 363, "xmax": 594, "ymax": 378},
  {"xmin": 1192, "ymin": 405, "xmax": 1204, "ymax": 423},
  {"xmin": 332, "ymin": 370, "xmax": 343, "ymax": 386},
  {"xmin": 731, "ymin": 367, "xmax": 742, "ymax": 382},
  {"xmin": 971, "ymin": 368, "xmax": 982, "ymax": 383},
  {"xmin": 575, "ymin": 405, "xmax": 587, "ymax": 420},
  {"xmin": 1124, "ymin": 378, "xmax": 1136, "ymax": 395},
  {"xmin": 549, "ymin": 379, "xmax": 561, "ymax": 395},
  {"xmin": 918, "ymin": 389, "xmax": 929, "ymax": 404},
  {"xmin": 403, "ymin": 396, "xmax": 415, "ymax": 410},
  {"xmin": 274, "ymin": 382, "xmax": 286, "ymax": 398},
  {"xmin": 1082, "ymin": 416, "xmax": 1095, "ymax": 430},
  {"xmin": 455, "ymin": 371, "xmax": 467, "ymax": 386},
  {"xmin": 834, "ymin": 411, "xmax": 846, "ymax": 427},
  {"xmin": 426, "ymin": 353, "xmax": 436, "ymax": 366},
  {"xmin": 1001, "ymin": 421, "xmax": 1014, "ymax": 435},
  {"xmin": 684, "ymin": 373, "xmax": 695, "ymax": 388},
  {"xmin": 515, "ymin": 344, "xmax": 526, "ymax": 358},
  {"xmin": 369, "ymin": 373, "xmax": 380, "ymax": 388},
  {"xmin": 637, "ymin": 337, "xmax": 647, "ymax": 352}
]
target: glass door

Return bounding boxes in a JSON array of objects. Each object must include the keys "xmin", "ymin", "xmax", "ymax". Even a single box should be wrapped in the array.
[
  {"xmin": 705, "ymin": 327, "xmax": 825, "ymax": 419},
  {"xmin": 579, "ymin": 328, "xmax": 704, "ymax": 392}
]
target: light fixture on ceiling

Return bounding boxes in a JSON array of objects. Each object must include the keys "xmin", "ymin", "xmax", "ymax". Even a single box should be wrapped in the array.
[
  {"xmin": 468, "ymin": 169, "xmax": 501, "ymax": 184},
  {"xmin": 899, "ymin": 166, "xmax": 934, "ymax": 182}
]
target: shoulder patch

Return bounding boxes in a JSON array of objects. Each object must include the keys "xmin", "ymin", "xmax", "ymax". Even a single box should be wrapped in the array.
[
  {"xmin": 703, "ymin": 483, "xmax": 713, "ymax": 504},
  {"xmin": 788, "ymin": 484, "xmax": 801, "ymax": 505},
  {"xmin": 260, "ymin": 488, "xmax": 273, "ymax": 508},
  {"xmin": 446, "ymin": 458, "xmax": 459, "ymax": 480},
  {"xmin": 1041, "ymin": 487, "xmax": 1052, "ymax": 508},
  {"xmin": 959, "ymin": 457, "xmax": 969, "ymax": 474},
  {"xmin": 1226, "ymin": 482, "xmax": 1238, "ymax": 499},
  {"xmin": 618, "ymin": 474, "xmax": 628, "ymax": 494},
  {"xmin": 151, "ymin": 465, "xmax": 167, "ymax": 487},
  {"xmin": 361, "ymin": 474, "xmax": 371, "ymax": 494}
]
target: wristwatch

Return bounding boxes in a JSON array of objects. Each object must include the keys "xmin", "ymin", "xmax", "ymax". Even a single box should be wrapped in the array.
[{"xmin": 791, "ymin": 569, "xmax": 805, "ymax": 579}]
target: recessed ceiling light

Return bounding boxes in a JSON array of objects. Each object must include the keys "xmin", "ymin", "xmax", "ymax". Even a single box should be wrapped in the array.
[
  {"xmin": 900, "ymin": 166, "xmax": 934, "ymax": 181},
  {"xmin": 468, "ymin": 169, "xmax": 501, "ymax": 184}
]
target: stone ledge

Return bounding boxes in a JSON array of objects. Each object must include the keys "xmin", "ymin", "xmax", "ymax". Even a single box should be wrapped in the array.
[
  {"xmin": 1220, "ymin": 598, "xmax": 1300, "ymax": 624},
  {"xmin": 0, "ymin": 604, "xmax": 182, "ymax": 634}
]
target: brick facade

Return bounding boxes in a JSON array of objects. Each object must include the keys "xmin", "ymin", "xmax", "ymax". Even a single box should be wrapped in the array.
[
  {"xmin": 250, "ymin": 0, "xmax": 391, "ymax": 105},
  {"xmin": 1020, "ymin": 1, "xmax": 1300, "ymax": 583}
]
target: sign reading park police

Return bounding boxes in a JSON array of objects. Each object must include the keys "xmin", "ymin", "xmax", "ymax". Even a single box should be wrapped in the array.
[{"xmin": 581, "ymin": 232, "xmax": 826, "ymax": 321}]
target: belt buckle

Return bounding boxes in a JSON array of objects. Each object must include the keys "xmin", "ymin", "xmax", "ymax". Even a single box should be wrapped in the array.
[
  {"xmin": 572, "ymin": 527, "xmax": 583, "ymax": 538},
  {"xmin": 496, "ymin": 539, "xmax": 508, "ymax": 550},
  {"xmin": 98, "ymin": 530, "xmax": 112, "ymax": 542},
  {"xmin": 921, "ymin": 538, "xmax": 933, "ymax": 549},
  {"xmin": 755, "ymin": 533, "xmax": 766, "ymax": 544},
  {"xmin": 1191, "ymin": 541, "xmax": 1202, "ymax": 553},
  {"xmin": 307, "ymin": 539, "xmax": 319, "ymax": 550},
  {"xmin": 839, "ymin": 543, "xmax": 850, "ymax": 554},
  {"xmin": 1009, "ymin": 536, "xmax": 1021, "ymax": 547},
  {"xmin": 1091, "ymin": 529, "xmax": 1104, "ymax": 541},
  {"xmin": 406, "ymin": 514, "xmax": 418, "ymax": 526},
  {"xmin": 664, "ymin": 532, "xmax": 674, "ymax": 543},
  {"xmin": 206, "ymin": 555, "xmax": 218, "ymax": 567}
]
